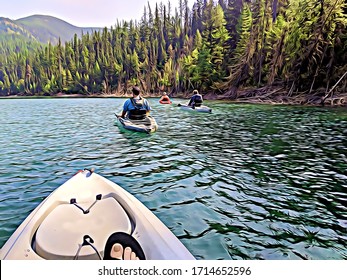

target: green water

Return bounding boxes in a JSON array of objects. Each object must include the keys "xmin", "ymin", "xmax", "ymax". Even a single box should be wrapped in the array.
[{"xmin": 0, "ymin": 98, "xmax": 346, "ymax": 260}]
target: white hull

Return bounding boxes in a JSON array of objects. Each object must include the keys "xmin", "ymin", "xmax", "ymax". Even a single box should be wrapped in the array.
[
  {"xmin": 0, "ymin": 170, "xmax": 194, "ymax": 260},
  {"xmin": 117, "ymin": 115, "xmax": 158, "ymax": 133},
  {"xmin": 178, "ymin": 104, "xmax": 212, "ymax": 113}
]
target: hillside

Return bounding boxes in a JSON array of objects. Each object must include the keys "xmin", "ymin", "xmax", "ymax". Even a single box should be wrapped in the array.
[
  {"xmin": 0, "ymin": 17, "xmax": 37, "ymax": 41},
  {"xmin": 0, "ymin": 15, "xmax": 102, "ymax": 44}
]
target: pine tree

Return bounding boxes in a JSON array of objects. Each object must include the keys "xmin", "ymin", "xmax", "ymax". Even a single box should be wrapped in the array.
[{"xmin": 219, "ymin": 3, "xmax": 253, "ymax": 96}]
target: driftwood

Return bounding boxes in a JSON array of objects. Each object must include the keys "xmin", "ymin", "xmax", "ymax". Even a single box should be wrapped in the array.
[
  {"xmin": 222, "ymin": 85, "xmax": 347, "ymax": 107},
  {"xmin": 323, "ymin": 96, "xmax": 346, "ymax": 106},
  {"xmin": 321, "ymin": 70, "xmax": 347, "ymax": 105}
]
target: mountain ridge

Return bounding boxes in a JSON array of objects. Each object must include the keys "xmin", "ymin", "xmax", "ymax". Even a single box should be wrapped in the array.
[{"xmin": 0, "ymin": 14, "xmax": 103, "ymax": 44}]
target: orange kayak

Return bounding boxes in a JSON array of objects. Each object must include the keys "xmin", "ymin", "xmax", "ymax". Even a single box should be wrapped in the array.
[{"xmin": 159, "ymin": 96, "xmax": 172, "ymax": 104}]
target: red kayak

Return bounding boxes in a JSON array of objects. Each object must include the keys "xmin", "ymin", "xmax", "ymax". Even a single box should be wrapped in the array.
[{"xmin": 159, "ymin": 96, "xmax": 172, "ymax": 104}]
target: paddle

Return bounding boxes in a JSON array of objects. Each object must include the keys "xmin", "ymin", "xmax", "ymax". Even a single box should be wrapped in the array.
[{"xmin": 177, "ymin": 103, "xmax": 192, "ymax": 107}]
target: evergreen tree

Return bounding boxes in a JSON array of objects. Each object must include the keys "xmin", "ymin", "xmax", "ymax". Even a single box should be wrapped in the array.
[{"xmin": 0, "ymin": 0, "xmax": 346, "ymax": 98}]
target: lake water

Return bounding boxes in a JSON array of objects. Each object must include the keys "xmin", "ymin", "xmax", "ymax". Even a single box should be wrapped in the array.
[{"xmin": 0, "ymin": 98, "xmax": 346, "ymax": 260}]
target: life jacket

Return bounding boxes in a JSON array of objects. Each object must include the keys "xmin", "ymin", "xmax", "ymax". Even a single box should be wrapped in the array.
[{"xmin": 128, "ymin": 97, "xmax": 147, "ymax": 120}]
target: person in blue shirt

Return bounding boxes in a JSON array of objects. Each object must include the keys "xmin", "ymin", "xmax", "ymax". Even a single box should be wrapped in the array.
[
  {"xmin": 121, "ymin": 86, "xmax": 151, "ymax": 120},
  {"xmin": 188, "ymin": 89, "xmax": 203, "ymax": 109}
]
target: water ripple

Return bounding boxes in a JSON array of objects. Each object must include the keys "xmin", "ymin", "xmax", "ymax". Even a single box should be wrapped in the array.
[{"xmin": 0, "ymin": 99, "xmax": 346, "ymax": 259}]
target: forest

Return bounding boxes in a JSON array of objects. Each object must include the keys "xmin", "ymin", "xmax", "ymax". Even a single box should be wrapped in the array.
[{"xmin": 0, "ymin": 0, "xmax": 346, "ymax": 106}]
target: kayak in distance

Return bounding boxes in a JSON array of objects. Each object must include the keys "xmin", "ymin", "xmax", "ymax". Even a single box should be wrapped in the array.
[
  {"xmin": 178, "ymin": 103, "xmax": 212, "ymax": 113},
  {"xmin": 0, "ymin": 169, "xmax": 195, "ymax": 260},
  {"xmin": 116, "ymin": 115, "xmax": 158, "ymax": 133},
  {"xmin": 159, "ymin": 92, "xmax": 172, "ymax": 104},
  {"xmin": 159, "ymin": 99, "xmax": 172, "ymax": 104}
]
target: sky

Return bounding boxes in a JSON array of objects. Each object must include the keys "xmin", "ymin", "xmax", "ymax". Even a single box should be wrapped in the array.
[{"xmin": 1, "ymin": 0, "xmax": 195, "ymax": 27}]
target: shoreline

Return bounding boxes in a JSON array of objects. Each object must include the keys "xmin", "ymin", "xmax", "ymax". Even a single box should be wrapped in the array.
[{"xmin": 1, "ymin": 89, "xmax": 346, "ymax": 108}]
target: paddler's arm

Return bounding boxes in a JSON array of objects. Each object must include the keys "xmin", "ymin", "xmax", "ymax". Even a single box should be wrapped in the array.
[
  {"xmin": 121, "ymin": 101, "xmax": 128, "ymax": 118},
  {"xmin": 145, "ymin": 99, "xmax": 151, "ymax": 116}
]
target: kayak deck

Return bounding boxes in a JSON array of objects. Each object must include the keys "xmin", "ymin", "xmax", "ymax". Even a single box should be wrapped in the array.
[
  {"xmin": 35, "ymin": 197, "xmax": 131, "ymax": 260},
  {"xmin": 0, "ymin": 170, "xmax": 194, "ymax": 260},
  {"xmin": 117, "ymin": 115, "xmax": 158, "ymax": 133},
  {"xmin": 178, "ymin": 104, "xmax": 212, "ymax": 113}
]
